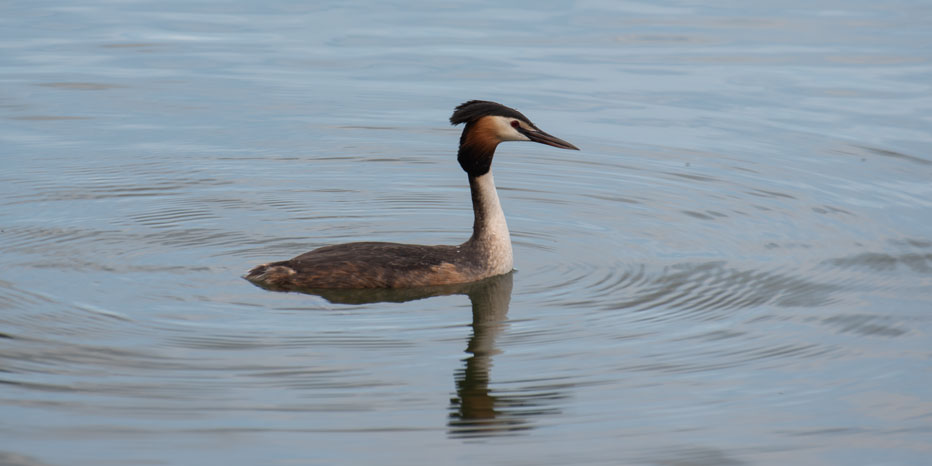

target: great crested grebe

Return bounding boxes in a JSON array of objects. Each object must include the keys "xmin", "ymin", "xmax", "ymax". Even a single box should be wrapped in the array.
[{"xmin": 245, "ymin": 100, "xmax": 578, "ymax": 290}]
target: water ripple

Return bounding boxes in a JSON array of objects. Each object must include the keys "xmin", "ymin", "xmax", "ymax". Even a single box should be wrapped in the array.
[
  {"xmin": 531, "ymin": 260, "xmax": 840, "ymax": 318},
  {"xmin": 165, "ymin": 333, "xmax": 415, "ymax": 350},
  {"xmin": 825, "ymin": 252, "xmax": 932, "ymax": 274}
]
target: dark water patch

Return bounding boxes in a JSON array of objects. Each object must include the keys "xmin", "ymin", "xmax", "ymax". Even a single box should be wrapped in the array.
[
  {"xmin": 836, "ymin": 144, "xmax": 931, "ymax": 167},
  {"xmin": 9, "ymin": 115, "xmax": 93, "ymax": 121},
  {"xmin": 747, "ymin": 188, "xmax": 796, "ymax": 200},
  {"xmin": 36, "ymin": 82, "xmax": 126, "ymax": 91},
  {"xmin": 822, "ymin": 314, "xmax": 907, "ymax": 337},
  {"xmin": 681, "ymin": 210, "xmax": 728, "ymax": 220},
  {"xmin": 894, "ymin": 238, "xmax": 932, "ymax": 249},
  {"xmin": 334, "ymin": 125, "xmax": 401, "ymax": 131},
  {"xmin": 676, "ymin": 329, "xmax": 746, "ymax": 342},
  {"xmin": 100, "ymin": 43, "xmax": 159, "ymax": 48},
  {"xmin": 780, "ymin": 426, "xmax": 865, "ymax": 437},
  {"xmin": 165, "ymin": 333, "xmax": 415, "ymax": 350},
  {"xmin": 0, "ymin": 451, "xmax": 53, "ymax": 466},
  {"xmin": 811, "ymin": 205, "xmax": 854, "ymax": 216},
  {"xmin": 666, "ymin": 172, "xmax": 722, "ymax": 183},
  {"xmin": 825, "ymin": 252, "xmax": 932, "ymax": 274},
  {"xmin": 763, "ymin": 242, "xmax": 813, "ymax": 250},
  {"xmin": 0, "ymin": 379, "xmax": 81, "ymax": 394},
  {"xmin": 583, "ymin": 193, "xmax": 641, "ymax": 204}
]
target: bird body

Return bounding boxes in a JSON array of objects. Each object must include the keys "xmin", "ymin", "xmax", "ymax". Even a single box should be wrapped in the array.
[{"xmin": 245, "ymin": 100, "xmax": 577, "ymax": 291}]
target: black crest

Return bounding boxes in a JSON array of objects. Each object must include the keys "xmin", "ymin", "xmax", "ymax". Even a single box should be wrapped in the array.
[{"xmin": 450, "ymin": 100, "xmax": 534, "ymax": 127}]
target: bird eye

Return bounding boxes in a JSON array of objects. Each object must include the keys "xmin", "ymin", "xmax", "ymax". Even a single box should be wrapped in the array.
[{"xmin": 510, "ymin": 120, "xmax": 520, "ymax": 128}]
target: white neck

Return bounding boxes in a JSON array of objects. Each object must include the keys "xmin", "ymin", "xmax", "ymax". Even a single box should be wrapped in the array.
[{"xmin": 466, "ymin": 171, "xmax": 514, "ymax": 274}]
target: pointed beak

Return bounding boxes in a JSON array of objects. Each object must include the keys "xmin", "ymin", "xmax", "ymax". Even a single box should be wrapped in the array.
[{"xmin": 520, "ymin": 127, "xmax": 580, "ymax": 150}]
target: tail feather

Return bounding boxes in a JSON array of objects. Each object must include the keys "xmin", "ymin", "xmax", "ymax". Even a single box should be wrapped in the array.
[{"xmin": 243, "ymin": 261, "xmax": 296, "ymax": 288}]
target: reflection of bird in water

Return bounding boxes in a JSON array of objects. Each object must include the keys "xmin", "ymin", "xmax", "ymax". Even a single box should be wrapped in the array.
[
  {"xmin": 449, "ymin": 273, "xmax": 512, "ymax": 424},
  {"xmin": 269, "ymin": 272, "xmax": 564, "ymax": 439},
  {"xmin": 245, "ymin": 100, "xmax": 577, "ymax": 291},
  {"xmin": 447, "ymin": 273, "xmax": 565, "ymax": 438}
]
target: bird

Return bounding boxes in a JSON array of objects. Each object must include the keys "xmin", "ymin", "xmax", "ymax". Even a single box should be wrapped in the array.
[{"xmin": 244, "ymin": 100, "xmax": 579, "ymax": 291}]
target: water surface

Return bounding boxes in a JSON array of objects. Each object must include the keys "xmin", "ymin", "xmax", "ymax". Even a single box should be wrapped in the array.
[{"xmin": 1, "ymin": 1, "xmax": 931, "ymax": 465}]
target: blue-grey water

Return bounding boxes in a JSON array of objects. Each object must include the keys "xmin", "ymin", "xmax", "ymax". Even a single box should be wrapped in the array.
[{"xmin": 2, "ymin": 1, "xmax": 931, "ymax": 465}]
